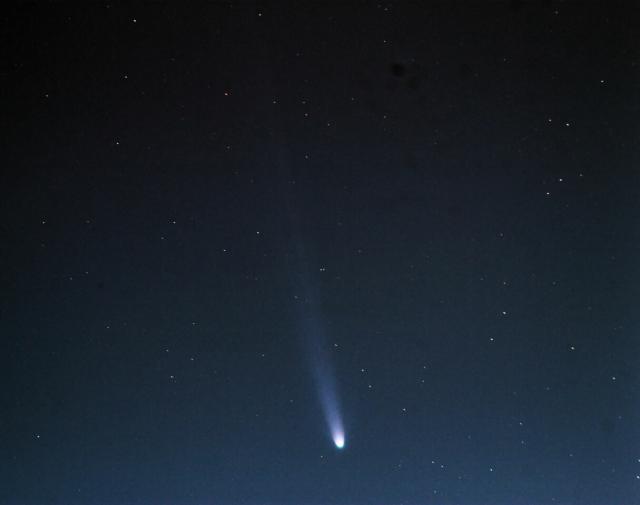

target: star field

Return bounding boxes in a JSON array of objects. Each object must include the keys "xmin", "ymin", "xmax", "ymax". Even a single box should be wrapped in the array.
[{"xmin": 2, "ymin": 3, "xmax": 640, "ymax": 505}]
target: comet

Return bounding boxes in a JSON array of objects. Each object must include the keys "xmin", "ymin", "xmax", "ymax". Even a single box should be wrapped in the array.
[
  {"xmin": 312, "ymin": 349, "xmax": 346, "ymax": 450},
  {"xmin": 282, "ymin": 187, "xmax": 346, "ymax": 450},
  {"xmin": 295, "ymin": 280, "xmax": 346, "ymax": 451},
  {"xmin": 269, "ymin": 68, "xmax": 348, "ymax": 452}
]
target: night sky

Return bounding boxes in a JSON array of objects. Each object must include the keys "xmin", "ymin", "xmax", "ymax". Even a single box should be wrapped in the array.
[{"xmin": 2, "ymin": 3, "xmax": 640, "ymax": 505}]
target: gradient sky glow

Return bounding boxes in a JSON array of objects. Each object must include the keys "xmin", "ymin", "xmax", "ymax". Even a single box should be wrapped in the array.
[{"xmin": 3, "ymin": 3, "xmax": 640, "ymax": 505}]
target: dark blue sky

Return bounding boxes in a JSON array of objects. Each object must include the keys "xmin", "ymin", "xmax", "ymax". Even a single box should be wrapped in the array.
[{"xmin": 2, "ymin": 2, "xmax": 640, "ymax": 505}]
